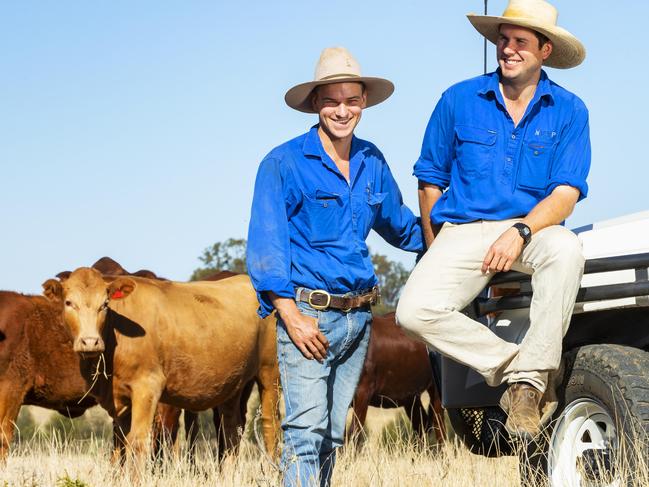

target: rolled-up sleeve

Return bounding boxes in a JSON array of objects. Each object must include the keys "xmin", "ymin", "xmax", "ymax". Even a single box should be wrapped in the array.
[
  {"xmin": 246, "ymin": 157, "xmax": 294, "ymax": 318},
  {"xmin": 546, "ymin": 100, "xmax": 591, "ymax": 200},
  {"xmin": 413, "ymin": 92, "xmax": 454, "ymax": 190},
  {"xmin": 372, "ymin": 161, "xmax": 423, "ymax": 253}
]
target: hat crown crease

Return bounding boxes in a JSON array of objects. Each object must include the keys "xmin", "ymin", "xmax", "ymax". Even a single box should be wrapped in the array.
[
  {"xmin": 502, "ymin": 0, "xmax": 557, "ymax": 25},
  {"xmin": 314, "ymin": 48, "xmax": 362, "ymax": 81}
]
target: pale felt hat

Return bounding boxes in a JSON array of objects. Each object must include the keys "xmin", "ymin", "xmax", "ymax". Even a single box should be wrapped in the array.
[
  {"xmin": 285, "ymin": 47, "xmax": 394, "ymax": 113},
  {"xmin": 467, "ymin": 0, "xmax": 586, "ymax": 69}
]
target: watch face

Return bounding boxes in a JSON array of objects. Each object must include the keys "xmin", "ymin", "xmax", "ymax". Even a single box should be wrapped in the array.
[{"xmin": 514, "ymin": 223, "xmax": 531, "ymax": 242}]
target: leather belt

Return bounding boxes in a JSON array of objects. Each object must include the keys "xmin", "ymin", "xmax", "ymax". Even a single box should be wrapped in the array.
[{"xmin": 296, "ymin": 286, "xmax": 380, "ymax": 312}]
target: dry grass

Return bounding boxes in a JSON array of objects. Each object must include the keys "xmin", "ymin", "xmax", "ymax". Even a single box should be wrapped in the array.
[
  {"xmin": 4, "ymin": 404, "xmax": 649, "ymax": 486},
  {"xmin": 3, "ymin": 405, "xmax": 522, "ymax": 487},
  {"xmin": 1, "ymin": 435, "xmax": 520, "ymax": 487}
]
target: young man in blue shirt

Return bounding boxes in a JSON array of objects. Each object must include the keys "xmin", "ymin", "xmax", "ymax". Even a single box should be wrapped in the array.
[
  {"xmin": 247, "ymin": 47, "xmax": 422, "ymax": 487},
  {"xmin": 397, "ymin": 0, "xmax": 591, "ymax": 439}
]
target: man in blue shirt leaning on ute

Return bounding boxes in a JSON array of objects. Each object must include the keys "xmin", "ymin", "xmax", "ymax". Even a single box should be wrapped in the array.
[
  {"xmin": 247, "ymin": 47, "xmax": 422, "ymax": 487},
  {"xmin": 397, "ymin": 0, "xmax": 591, "ymax": 439}
]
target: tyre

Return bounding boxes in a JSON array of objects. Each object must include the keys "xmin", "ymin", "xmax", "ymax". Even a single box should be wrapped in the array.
[
  {"xmin": 447, "ymin": 405, "xmax": 514, "ymax": 457},
  {"xmin": 520, "ymin": 344, "xmax": 649, "ymax": 486}
]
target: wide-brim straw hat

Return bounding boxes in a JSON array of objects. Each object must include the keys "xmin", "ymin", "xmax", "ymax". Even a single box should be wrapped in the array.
[
  {"xmin": 285, "ymin": 47, "xmax": 394, "ymax": 113},
  {"xmin": 467, "ymin": 0, "xmax": 585, "ymax": 69}
]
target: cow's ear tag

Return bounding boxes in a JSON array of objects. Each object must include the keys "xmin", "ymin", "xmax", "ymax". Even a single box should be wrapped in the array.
[{"xmin": 111, "ymin": 290, "xmax": 125, "ymax": 299}]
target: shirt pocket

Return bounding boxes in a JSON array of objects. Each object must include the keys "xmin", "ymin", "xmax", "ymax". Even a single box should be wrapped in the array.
[
  {"xmin": 366, "ymin": 191, "xmax": 387, "ymax": 229},
  {"xmin": 454, "ymin": 125, "xmax": 497, "ymax": 179},
  {"xmin": 302, "ymin": 190, "xmax": 345, "ymax": 244},
  {"xmin": 517, "ymin": 133, "xmax": 556, "ymax": 191},
  {"xmin": 367, "ymin": 192, "xmax": 387, "ymax": 206}
]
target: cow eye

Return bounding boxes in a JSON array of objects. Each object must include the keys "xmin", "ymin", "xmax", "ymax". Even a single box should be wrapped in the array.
[{"xmin": 64, "ymin": 300, "xmax": 72, "ymax": 307}]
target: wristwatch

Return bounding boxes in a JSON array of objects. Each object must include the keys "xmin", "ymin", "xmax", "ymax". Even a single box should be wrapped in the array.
[{"xmin": 512, "ymin": 222, "xmax": 532, "ymax": 246}]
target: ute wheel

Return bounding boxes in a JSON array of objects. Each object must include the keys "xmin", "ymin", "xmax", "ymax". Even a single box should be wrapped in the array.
[
  {"xmin": 520, "ymin": 344, "xmax": 649, "ymax": 486},
  {"xmin": 447, "ymin": 405, "xmax": 513, "ymax": 457}
]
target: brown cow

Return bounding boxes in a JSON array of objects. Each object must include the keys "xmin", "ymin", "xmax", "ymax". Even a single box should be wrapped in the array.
[
  {"xmin": 0, "ymin": 289, "xmax": 184, "ymax": 463},
  {"xmin": 85, "ymin": 259, "xmax": 253, "ymax": 459},
  {"xmin": 43, "ymin": 268, "xmax": 280, "ymax": 466},
  {"xmin": 0, "ymin": 291, "xmax": 96, "ymax": 460},
  {"xmin": 0, "ymin": 258, "xmax": 232, "ymax": 463},
  {"xmin": 347, "ymin": 312, "xmax": 445, "ymax": 443}
]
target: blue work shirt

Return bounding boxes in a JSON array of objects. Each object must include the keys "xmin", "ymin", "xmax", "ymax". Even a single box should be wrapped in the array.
[
  {"xmin": 247, "ymin": 125, "xmax": 423, "ymax": 318},
  {"xmin": 414, "ymin": 69, "xmax": 591, "ymax": 225}
]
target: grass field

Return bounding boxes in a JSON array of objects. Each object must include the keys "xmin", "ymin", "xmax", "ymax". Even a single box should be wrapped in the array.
[
  {"xmin": 2, "ymin": 404, "xmax": 523, "ymax": 487},
  {"xmin": 3, "ymin": 403, "xmax": 648, "ymax": 486},
  {"xmin": 2, "ymin": 429, "xmax": 520, "ymax": 487}
]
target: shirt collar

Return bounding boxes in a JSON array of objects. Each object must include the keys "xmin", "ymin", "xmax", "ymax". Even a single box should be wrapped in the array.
[
  {"xmin": 478, "ymin": 69, "xmax": 554, "ymax": 103},
  {"xmin": 301, "ymin": 124, "xmax": 368, "ymax": 184},
  {"xmin": 302, "ymin": 125, "xmax": 323, "ymax": 158},
  {"xmin": 302, "ymin": 124, "xmax": 366, "ymax": 161}
]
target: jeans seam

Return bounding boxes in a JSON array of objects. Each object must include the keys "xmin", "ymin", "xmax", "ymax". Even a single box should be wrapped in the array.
[
  {"xmin": 339, "ymin": 312, "xmax": 354, "ymax": 354},
  {"xmin": 278, "ymin": 333, "xmax": 299, "ymax": 476}
]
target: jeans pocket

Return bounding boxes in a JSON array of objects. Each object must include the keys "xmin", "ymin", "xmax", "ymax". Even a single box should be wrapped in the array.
[{"xmin": 295, "ymin": 299, "xmax": 318, "ymax": 315}]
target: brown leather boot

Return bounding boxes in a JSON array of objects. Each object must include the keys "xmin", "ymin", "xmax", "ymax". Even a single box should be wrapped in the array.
[{"xmin": 499, "ymin": 382, "xmax": 543, "ymax": 439}]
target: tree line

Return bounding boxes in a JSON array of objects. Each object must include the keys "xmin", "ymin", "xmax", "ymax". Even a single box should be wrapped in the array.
[{"xmin": 190, "ymin": 238, "xmax": 412, "ymax": 314}]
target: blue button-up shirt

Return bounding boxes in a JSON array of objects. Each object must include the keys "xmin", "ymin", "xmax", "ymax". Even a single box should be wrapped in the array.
[
  {"xmin": 414, "ymin": 70, "xmax": 591, "ymax": 225},
  {"xmin": 247, "ymin": 125, "xmax": 423, "ymax": 317}
]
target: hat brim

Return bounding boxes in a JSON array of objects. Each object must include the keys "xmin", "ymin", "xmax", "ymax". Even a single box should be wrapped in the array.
[
  {"xmin": 466, "ymin": 13, "xmax": 586, "ymax": 69},
  {"xmin": 285, "ymin": 76, "xmax": 394, "ymax": 114}
]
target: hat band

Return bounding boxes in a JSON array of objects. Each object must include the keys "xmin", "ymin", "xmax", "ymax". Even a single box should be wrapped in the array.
[{"xmin": 318, "ymin": 73, "xmax": 361, "ymax": 81}]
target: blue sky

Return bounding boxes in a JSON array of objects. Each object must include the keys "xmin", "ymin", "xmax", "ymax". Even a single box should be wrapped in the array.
[{"xmin": 2, "ymin": 1, "xmax": 647, "ymax": 293}]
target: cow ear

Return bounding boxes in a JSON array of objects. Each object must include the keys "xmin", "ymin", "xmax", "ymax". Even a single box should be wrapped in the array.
[
  {"xmin": 56, "ymin": 271, "xmax": 71, "ymax": 281},
  {"xmin": 42, "ymin": 279, "xmax": 63, "ymax": 302},
  {"xmin": 108, "ymin": 278, "xmax": 136, "ymax": 300}
]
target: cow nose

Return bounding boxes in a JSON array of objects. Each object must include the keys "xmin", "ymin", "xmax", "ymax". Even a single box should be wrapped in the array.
[{"xmin": 78, "ymin": 336, "xmax": 104, "ymax": 352}]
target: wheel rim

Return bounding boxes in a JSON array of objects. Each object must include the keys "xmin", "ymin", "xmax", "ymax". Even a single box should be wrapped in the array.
[{"xmin": 548, "ymin": 398, "xmax": 620, "ymax": 487}]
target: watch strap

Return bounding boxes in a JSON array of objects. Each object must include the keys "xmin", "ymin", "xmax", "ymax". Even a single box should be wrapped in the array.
[{"xmin": 512, "ymin": 222, "xmax": 532, "ymax": 245}]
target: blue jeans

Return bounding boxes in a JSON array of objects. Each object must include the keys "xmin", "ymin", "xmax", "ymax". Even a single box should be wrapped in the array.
[{"xmin": 277, "ymin": 298, "xmax": 371, "ymax": 487}]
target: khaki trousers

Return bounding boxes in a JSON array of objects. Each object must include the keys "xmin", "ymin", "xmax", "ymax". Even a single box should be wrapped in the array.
[{"xmin": 395, "ymin": 219, "xmax": 584, "ymax": 392}]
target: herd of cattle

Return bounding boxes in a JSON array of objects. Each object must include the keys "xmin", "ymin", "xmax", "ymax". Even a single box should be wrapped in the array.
[{"xmin": 0, "ymin": 257, "xmax": 445, "ymax": 466}]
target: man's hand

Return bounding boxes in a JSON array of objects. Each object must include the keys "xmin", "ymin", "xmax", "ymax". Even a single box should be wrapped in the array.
[
  {"xmin": 270, "ymin": 294, "xmax": 329, "ymax": 361},
  {"xmin": 283, "ymin": 312, "xmax": 329, "ymax": 361},
  {"xmin": 482, "ymin": 227, "xmax": 524, "ymax": 274}
]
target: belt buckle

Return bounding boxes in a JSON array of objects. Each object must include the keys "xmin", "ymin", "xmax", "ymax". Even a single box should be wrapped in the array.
[{"xmin": 308, "ymin": 289, "xmax": 331, "ymax": 310}]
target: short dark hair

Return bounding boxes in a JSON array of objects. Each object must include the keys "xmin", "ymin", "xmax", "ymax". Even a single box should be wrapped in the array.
[
  {"xmin": 310, "ymin": 82, "xmax": 366, "ymax": 108},
  {"xmin": 534, "ymin": 31, "xmax": 550, "ymax": 49},
  {"xmin": 498, "ymin": 23, "xmax": 551, "ymax": 49},
  {"xmin": 312, "ymin": 81, "xmax": 366, "ymax": 98}
]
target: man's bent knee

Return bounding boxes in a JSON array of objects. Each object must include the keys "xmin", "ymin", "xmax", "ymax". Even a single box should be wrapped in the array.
[
  {"xmin": 395, "ymin": 301, "xmax": 452, "ymax": 340},
  {"xmin": 535, "ymin": 226, "xmax": 584, "ymax": 267}
]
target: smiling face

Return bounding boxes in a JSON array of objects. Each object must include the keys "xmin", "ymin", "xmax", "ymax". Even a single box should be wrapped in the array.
[
  {"xmin": 496, "ymin": 24, "xmax": 552, "ymax": 85},
  {"xmin": 311, "ymin": 82, "xmax": 366, "ymax": 142}
]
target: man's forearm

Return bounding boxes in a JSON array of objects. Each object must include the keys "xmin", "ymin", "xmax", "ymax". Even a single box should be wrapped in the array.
[
  {"xmin": 522, "ymin": 185, "xmax": 580, "ymax": 234},
  {"xmin": 269, "ymin": 292, "xmax": 301, "ymax": 324},
  {"xmin": 418, "ymin": 181, "xmax": 443, "ymax": 248}
]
